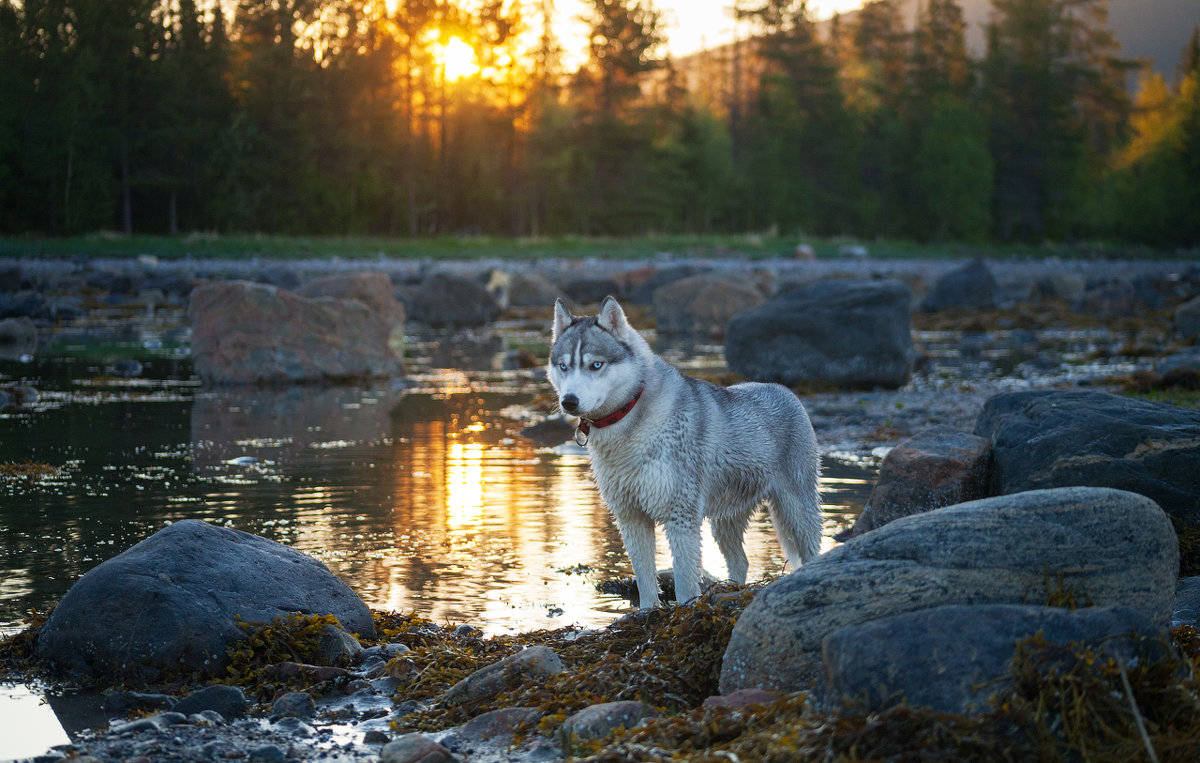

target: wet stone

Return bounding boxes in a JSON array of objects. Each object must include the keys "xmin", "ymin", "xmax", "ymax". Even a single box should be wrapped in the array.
[
  {"xmin": 270, "ymin": 691, "xmax": 316, "ymax": 720},
  {"xmin": 379, "ymin": 733, "xmax": 455, "ymax": 763}
]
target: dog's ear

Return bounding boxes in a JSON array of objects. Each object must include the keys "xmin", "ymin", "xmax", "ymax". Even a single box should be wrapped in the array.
[
  {"xmin": 552, "ymin": 298, "xmax": 573, "ymax": 341},
  {"xmin": 596, "ymin": 295, "xmax": 630, "ymax": 335}
]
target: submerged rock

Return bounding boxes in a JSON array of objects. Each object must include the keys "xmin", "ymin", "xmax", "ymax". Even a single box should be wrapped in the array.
[
  {"xmin": 719, "ymin": 487, "xmax": 1178, "ymax": 694},
  {"xmin": 36, "ymin": 519, "xmax": 375, "ymax": 683}
]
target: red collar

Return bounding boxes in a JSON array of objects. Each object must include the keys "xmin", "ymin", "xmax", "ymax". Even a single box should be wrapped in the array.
[{"xmin": 575, "ymin": 388, "xmax": 643, "ymax": 445}]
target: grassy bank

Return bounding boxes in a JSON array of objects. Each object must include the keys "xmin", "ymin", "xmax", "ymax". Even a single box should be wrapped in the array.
[{"xmin": 0, "ymin": 232, "xmax": 1186, "ymax": 262}]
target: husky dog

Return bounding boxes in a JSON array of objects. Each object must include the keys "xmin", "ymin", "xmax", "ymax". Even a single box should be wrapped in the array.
[{"xmin": 548, "ymin": 296, "xmax": 822, "ymax": 608}]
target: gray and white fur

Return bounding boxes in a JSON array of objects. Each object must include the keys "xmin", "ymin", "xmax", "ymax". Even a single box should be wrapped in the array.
[{"xmin": 547, "ymin": 296, "xmax": 822, "ymax": 608}]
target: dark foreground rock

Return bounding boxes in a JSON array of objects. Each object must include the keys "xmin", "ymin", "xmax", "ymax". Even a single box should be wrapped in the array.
[
  {"xmin": 189, "ymin": 280, "xmax": 403, "ymax": 385},
  {"xmin": 822, "ymin": 604, "xmax": 1164, "ymax": 714},
  {"xmin": 725, "ymin": 278, "xmax": 913, "ymax": 389},
  {"xmin": 36, "ymin": 519, "xmax": 375, "ymax": 683},
  {"xmin": 975, "ymin": 389, "xmax": 1200, "ymax": 527},
  {"xmin": 719, "ymin": 487, "xmax": 1178, "ymax": 694}
]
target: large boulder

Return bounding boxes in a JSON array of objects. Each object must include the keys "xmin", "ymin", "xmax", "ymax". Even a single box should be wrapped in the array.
[
  {"xmin": 974, "ymin": 389, "xmax": 1200, "ymax": 527},
  {"xmin": 919, "ymin": 259, "xmax": 996, "ymax": 312},
  {"xmin": 652, "ymin": 273, "xmax": 764, "ymax": 339},
  {"xmin": 822, "ymin": 604, "xmax": 1163, "ymax": 714},
  {"xmin": 295, "ymin": 271, "xmax": 405, "ymax": 329},
  {"xmin": 842, "ymin": 426, "xmax": 991, "ymax": 538},
  {"xmin": 719, "ymin": 487, "xmax": 1178, "ymax": 694},
  {"xmin": 295, "ymin": 271, "xmax": 405, "ymax": 356},
  {"xmin": 725, "ymin": 279, "xmax": 912, "ymax": 390},
  {"xmin": 36, "ymin": 519, "xmax": 375, "ymax": 683},
  {"xmin": 189, "ymin": 280, "xmax": 402, "ymax": 386},
  {"xmin": 407, "ymin": 273, "xmax": 500, "ymax": 328}
]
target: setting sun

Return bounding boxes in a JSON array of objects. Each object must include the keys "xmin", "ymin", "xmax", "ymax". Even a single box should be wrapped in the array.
[{"xmin": 435, "ymin": 36, "xmax": 479, "ymax": 81}]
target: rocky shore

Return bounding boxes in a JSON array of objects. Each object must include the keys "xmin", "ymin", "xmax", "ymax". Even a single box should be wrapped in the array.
[{"xmin": 4, "ymin": 250, "xmax": 1200, "ymax": 761}]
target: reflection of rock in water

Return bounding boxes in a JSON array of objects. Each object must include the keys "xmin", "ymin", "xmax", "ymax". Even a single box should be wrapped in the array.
[
  {"xmin": 190, "ymin": 385, "xmax": 407, "ymax": 470},
  {"xmin": 425, "ymin": 328, "xmax": 504, "ymax": 371}
]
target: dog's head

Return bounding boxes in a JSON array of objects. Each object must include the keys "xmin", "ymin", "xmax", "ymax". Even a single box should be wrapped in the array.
[{"xmin": 547, "ymin": 296, "xmax": 644, "ymax": 419}]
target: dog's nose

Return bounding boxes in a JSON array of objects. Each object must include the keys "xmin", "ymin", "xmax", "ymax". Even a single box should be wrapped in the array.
[{"xmin": 560, "ymin": 394, "xmax": 579, "ymax": 414}]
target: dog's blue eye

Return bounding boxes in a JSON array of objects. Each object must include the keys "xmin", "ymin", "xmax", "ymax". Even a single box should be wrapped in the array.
[
  {"xmin": 557, "ymin": 363, "xmax": 568, "ymax": 372},
  {"xmin": 590, "ymin": 361, "xmax": 604, "ymax": 371}
]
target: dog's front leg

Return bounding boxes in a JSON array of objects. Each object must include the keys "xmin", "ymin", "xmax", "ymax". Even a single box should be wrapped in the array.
[
  {"xmin": 616, "ymin": 512, "xmax": 660, "ymax": 608},
  {"xmin": 666, "ymin": 517, "xmax": 703, "ymax": 604}
]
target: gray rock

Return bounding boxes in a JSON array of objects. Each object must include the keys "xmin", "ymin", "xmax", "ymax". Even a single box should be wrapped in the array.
[
  {"xmin": 361, "ymin": 643, "xmax": 411, "ymax": 663},
  {"xmin": 409, "ymin": 272, "xmax": 500, "ymax": 328},
  {"xmin": 439, "ymin": 645, "xmax": 565, "ymax": 707},
  {"xmin": 1175, "ymin": 576, "xmax": 1200, "ymax": 628},
  {"xmin": 380, "ymin": 733, "xmax": 455, "ymax": 763},
  {"xmin": 563, "ymin": 277, "xmax": 621, "ymax": 305},
  {"xmin": 719, "ymin": 487, "xmax": 1178, "ymax": 694},
  {"xmin": 974, "ymin": 389, "xmax": 1200, "ymax": 526},
  {"xmin": 173, "ymin": 685, "xmax": 248, "ymax": 719},
  {"xmin": 36, "ymin": 519, "xmax": 375, "ymax": 683},
  {"xmin": 1156, "ymin": 352, "xmax": 1200, "ymax": 375},
  {"xmin": 270, "ymin": 691, "xmax": 315, "ymax": 720},
  {"xmin": 1073, "ymin": 281, "xmax": 1137, "ymax": 317},
  {"xmin": 559, "ymin": 700, "xmax": 659, "ymax": 743},
  {"xmin": 822, "ymin": 604, "xmax": 1164, "ymax": 714},
  {"xmin": 0, "ymin": 316, "xmax": 36, "ymax": 359},
  {"xmin": 508, "ymin": 272, "xmax": 565, "ymax": 308},
  {"xmin": 248, "ymin": 743, "xmax": 287, "ymax": 761},
  {"xmin": 454, "ymin": 706, "xmax": 542, "ymax": 742},
  {"xmin": 294, "ymin": 271, "xmax": 406, "ymax": 352},
  {"xmin": 652, "ymin": 273, "xmax": 764, "ymax": 339},
  {"xmin": 317, "ymin": 623, "xmax": 363, "ymax": 665},
  {"xmin": 110, "ymin": 712, "xmax": 188, "ymax": 734},
  {"xmin": 189, "ymin": 280, "xmax": 402, "ymax": 385},
  {"xmin": 1176, "ymin": 295, "xmax": 1200, "ymax": 340},
  {"xmin": 1032, "ymin": 273, "xmax": 1086, "ymax": 301},
  {"xmin": 843, "ymin": 427, "xmax": 991, "ymax": 538},
  {"xmin": 627, "ymin": 265, "xmax": 711, "ymax": 305},
  {"xmin": 920, "ymin": 259, "xmax": 996, "ymax": 312},
  {"xmin": 102, "ymin": 691, "xmax": 175, "ymax": 718},
  {"xmin": 725, "ymin": 279, "xmax": 912, "ymax": 390}
]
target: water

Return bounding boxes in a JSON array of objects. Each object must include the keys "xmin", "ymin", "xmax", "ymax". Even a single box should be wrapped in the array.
[{"xmin": 0, "ymin": 338, "xmax": 873, "ymax": 641}]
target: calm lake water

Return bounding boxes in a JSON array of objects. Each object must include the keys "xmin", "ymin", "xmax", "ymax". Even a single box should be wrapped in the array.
[{"xmin": 0, "ymin": 319, "xmax": 873, "ymax": 639}]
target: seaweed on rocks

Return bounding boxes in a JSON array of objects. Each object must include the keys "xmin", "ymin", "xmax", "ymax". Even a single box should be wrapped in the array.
[{"xmin": 391, "ymin": 583, "xmax": 756, "ymax": 737}]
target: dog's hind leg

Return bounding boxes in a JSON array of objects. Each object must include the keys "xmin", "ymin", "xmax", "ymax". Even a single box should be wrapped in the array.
[
  {"xmin": 767, "ymin": 480, "xmax": 823, "ymax": 570},
  {"xmin": 665, "ymin": 516, "xmax": 703, "ymax": 604},
  {"xmin": 710, "ymin": 513, "xmax": 751, "ymax": 585},
  {"xmin": 616, "ymin": 512, "xmax": 660, "ymax": 608}
]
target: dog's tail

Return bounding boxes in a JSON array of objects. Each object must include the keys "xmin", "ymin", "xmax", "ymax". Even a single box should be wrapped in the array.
[{"xmin": 768, "ymin": 474, "xmax": 823, "ymax": 569}]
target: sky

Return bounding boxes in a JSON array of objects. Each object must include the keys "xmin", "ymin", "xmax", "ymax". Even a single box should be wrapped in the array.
[{"xmin": 553, "ymin": 0, "xmax": 865, "ymax": 64}]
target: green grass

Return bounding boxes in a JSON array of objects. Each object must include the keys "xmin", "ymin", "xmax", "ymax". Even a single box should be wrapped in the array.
[{"xmin": 1, "ymin": 232, "xmax": 1188, "ymax": 262}]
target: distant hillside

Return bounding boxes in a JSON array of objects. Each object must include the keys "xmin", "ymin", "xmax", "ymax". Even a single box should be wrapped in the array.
[{"xmin": 841, "ymin": 0, "xmax": 1200, "ymax": 82}]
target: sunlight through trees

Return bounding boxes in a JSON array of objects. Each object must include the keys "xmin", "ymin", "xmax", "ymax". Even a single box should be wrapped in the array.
[{"xmin": 0, "ymin": 0, "xmax": 1195, "ymax": 245}]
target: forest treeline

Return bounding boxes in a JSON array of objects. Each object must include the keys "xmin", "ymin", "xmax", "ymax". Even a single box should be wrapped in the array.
[{"xmin": 0, "ymin": 0, "xmax": 1198, "ymax": 246}]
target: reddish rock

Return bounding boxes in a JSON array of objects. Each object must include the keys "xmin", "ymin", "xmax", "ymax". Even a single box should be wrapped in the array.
[
  {"xmin": 189, "ymin": 280, "xmax": 403, "ymax": 386},
  {"xmin": 843, "ymin": 426, "xmax": 991, "ymax": 539},
  {"xmin": 701, "ymin": 688, "xmax": 781, "ymax": 711}
]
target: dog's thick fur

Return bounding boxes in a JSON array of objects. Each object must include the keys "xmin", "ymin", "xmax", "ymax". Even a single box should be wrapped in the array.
[{"xmin": 548, "ymin": 296, "xmax": 822, "ymax": 607}]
